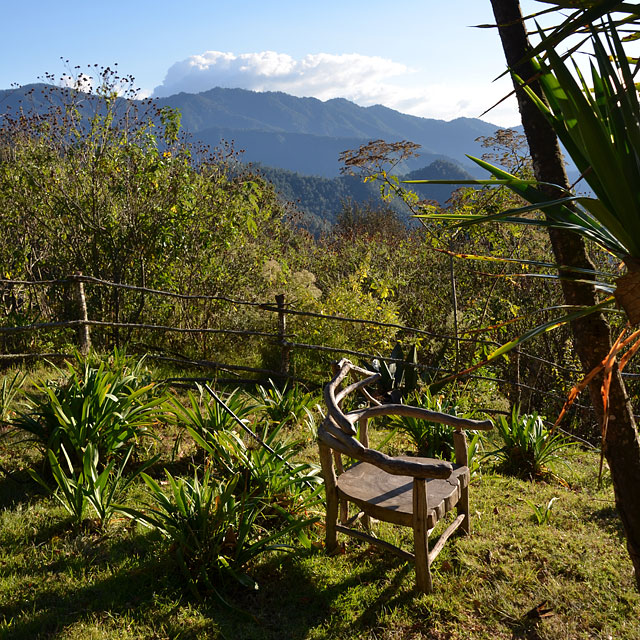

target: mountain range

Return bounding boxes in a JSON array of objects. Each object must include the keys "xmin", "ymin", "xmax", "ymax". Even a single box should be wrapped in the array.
[
  {"xmin": 0, "ymin": 83, "xmax": 532, "ymax": 227},
  {"xmin": 154, "ymin": 87, "xmax": 506, "ymax": 177}
]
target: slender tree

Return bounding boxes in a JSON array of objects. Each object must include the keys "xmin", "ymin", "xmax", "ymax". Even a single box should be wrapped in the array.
[{"xmin": 488, "ymin": 0, "xmax": 640, "ymax": 589}]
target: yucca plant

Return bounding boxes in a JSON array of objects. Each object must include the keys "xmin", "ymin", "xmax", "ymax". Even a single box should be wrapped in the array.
[
  {"xmin": 82, "ymin": 444, "xmax": 157, "ymax": 528},
  {"xmin": 30, "ymin": 442, "xmax": 155, "ymax": 529},
  {"xmin": 387, "ymin": 390, "xmax": 461, "ymax": 460},
  {"xmin": 252, "ymin": 380, "xmax": 317, "ymax": 429},
  {"xmin": 172, "ymin": 385, "xmax": 253, "ymax": 435},
  {"xmin": 369, "ymin": 342, "xmax": 419, "ymax": 403},
  {"xmin": 171, "ymin": 385, "xmax": 251, "ymax": 472},
  {"xmin": 30, "ymin": 444, "xmax": 87, "ymax": 525},
  {"xmin": 403, "ymin": 19, "xmax": 640, "ymax": 431},
  {"xmin": 241, "ymin": 420, "xmax": 323, "ymax": 529},
  {"xmin": 13, "ymin": 352, "xmax": 164, "ymax": 470},
  {"xmin": 119, "ymin": 468, "xmax": 313, "ymax": 598},
  {"xmin": 487, "ymin": 407, "xmax": 575, "ymax": 479}
]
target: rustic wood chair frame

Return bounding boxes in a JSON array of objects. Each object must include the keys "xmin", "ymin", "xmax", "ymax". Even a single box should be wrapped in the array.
[{"xmin": 318, "ymin": 358, "xmax": 493, "ymax": 593}]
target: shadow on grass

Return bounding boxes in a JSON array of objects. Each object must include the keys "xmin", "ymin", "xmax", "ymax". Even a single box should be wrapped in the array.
[
  {"xmin": 210, "ymin": 544, "xmax": 416, "ymax": 640},
  {"xmin": 0, "ymin": 526, "xmax": 423, "ymax": 640},
  {"xmin": 591, "ymin": 504, "xmax": 625, "ymax": 540},
  {"xmin": 0, "ymin": 554, "xmax": 176, "ymax": 640},
  {"xmin": 0, "ymin": 468, "xmax": 39, "ymax": 510}
]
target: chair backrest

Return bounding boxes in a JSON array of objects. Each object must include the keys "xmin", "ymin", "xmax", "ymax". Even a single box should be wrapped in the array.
[{"xmin": 319, "ymin": 359, "xmax": 493, "ymax": 478}]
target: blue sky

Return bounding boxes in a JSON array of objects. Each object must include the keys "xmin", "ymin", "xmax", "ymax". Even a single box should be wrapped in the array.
[{"xmin": 3, "ymin": 0, "xmax": 544, "ymax": 126}]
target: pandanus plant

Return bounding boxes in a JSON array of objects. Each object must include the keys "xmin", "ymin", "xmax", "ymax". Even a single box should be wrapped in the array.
[
  {"xmin": 413, "ymin": 21, "xmax": 640, "ymax": 321},
  {"xmin": 407, "ymin": 18, "xmax": 640, "ymax": 436}
]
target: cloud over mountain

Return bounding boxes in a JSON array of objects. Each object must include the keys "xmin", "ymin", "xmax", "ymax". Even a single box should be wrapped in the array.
[
  {"xmin": 153, "ymin": 51, "xmax": 407, "ymax": 101},
  {"xmin": 153, "ymin": 50, "xmax": 518, "ymax": 125}
]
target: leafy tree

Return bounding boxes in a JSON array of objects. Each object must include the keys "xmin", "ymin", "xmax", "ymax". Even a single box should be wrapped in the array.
[{"xmin": 0, "ymin": 66, "xmax": 283, "ymax": 349}]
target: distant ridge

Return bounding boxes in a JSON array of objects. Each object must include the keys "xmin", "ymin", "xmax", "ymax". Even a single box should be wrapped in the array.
[
  {"xmin": 1, "ymin": 83, "xmax": 514, "ymax": 178},
  {"xmin": 155, "ymin": 86, "xmax": 509, "ymax": 175},
  {"xmin": 0, "ymin": 83, "xmax": 538, "ymax": 225}
]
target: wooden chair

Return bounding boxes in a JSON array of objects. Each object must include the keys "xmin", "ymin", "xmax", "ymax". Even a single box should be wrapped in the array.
[{"xmin": 318, "ymin": 359, "xmax": 493, "ymax": 593}]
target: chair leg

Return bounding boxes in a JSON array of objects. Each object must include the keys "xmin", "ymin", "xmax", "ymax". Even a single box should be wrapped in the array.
[
  {"xmin": 339, "ymin": 498, "xmax": 348, "ymax": 525},
  {"xmin": 459, "ymin": 484, "xmax": 470, "ymax": 535},
  {"xmin": 319, "ymin": 443, "xmax": 338, "ymax": 551},
  {"xmin": 453, "ymin": 429, "xmax": 471, "ymax": 535},
  {"xmin": 413, "ymin": 478, "xmax": 433, "ymax": 594}
]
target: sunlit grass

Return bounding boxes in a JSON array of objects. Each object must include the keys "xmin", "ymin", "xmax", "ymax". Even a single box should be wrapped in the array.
[{"xmin": 0, "ymin": 439, "xmax": 637, "ymax": 640}]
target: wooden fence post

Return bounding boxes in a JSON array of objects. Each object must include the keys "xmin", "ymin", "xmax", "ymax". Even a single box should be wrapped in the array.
[
  {"xmin": 73, "ymin": 273, "xmax": 91, "ymax": 356},
  {"xmin": 275, "ymin": 293, "xmax": 291, "ymax": 378}
]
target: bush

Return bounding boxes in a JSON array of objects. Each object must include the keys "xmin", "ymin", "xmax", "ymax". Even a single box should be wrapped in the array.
[
  {"xmin": 120, "ymin": 467, "xmax": 315, "ymax": 598},
  {"xmin": 389, "ymin": 389, "xmax": 463, "ymax": 460},
  {"xmin": 487, "ymin": 407, "xmax": 576, "ymax": 478},
  {"xmin": 12, "ymin": 351, "xmax": 164, "ymax": 470}
]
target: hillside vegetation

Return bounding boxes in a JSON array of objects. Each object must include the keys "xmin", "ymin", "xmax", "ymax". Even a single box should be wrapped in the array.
[{"xmin": 0, "ymin": 67, "xmax": 638, "ymax": 639}]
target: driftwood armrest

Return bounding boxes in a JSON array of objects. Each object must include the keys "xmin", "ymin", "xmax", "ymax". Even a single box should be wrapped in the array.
[
  {"xmin": 318, "ymin": 419, "xmax": 453, "ymax": 478},
  {"xmin": 321, "ymin": 358, "xmax": 491, "ymax": 481},
  {"xmin": 324, "ymin": 359, "xmax": 493, "ymax": 434},
  {"xmin": 346, "ymin": 405, "xmax": 493, "ymax": 431}
]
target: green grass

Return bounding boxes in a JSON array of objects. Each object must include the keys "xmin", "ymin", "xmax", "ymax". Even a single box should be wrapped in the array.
[
  {"xmin": 0, "ymin": 448, "xmax": 637, "ymax": 640},
  {"xmin": 0, "ymin": 363, "xmax": 638, "ymax": 639}
]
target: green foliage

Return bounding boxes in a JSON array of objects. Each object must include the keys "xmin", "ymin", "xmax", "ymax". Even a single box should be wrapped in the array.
[
  {"xmin": 415, "ymin": 22, "xmax": 640, "ymax": 294},
  {"xmin": 369, "ymin": 342, "xmax": 419, "ymax": 402},
  {"xmin": 527, "ymin": 496, "xmax": 559, "ymax": 525},
  {"xmin": 334, "ymin": 198, "xmax": 409, "ymax": 239},
  {"xmin": 170, "ymin": 385, "xmax": 252, "ymax": 471},
  {"xmin": 30, "ymin": 442, "xmax": 154, "ymax": 528},
  {"xmin": 2, "ymin": 445, "xmax": 638, "ymax": 639},
  {"xmin": 522, "ymin": 21, "xmax": 640, "ymax": 260},
  {"xmin": 120, "ymin": 468, "xmax": 313, "ymax": 597},
  {"xmin": 252, "ymin": 380, "xmax": 317, "ymax": 429},
  {"xmin": 12, "ymin": 351, "xmax": 163, "ymax": 468},
  {"xmin": 388, "ymin": 389, "xmax": 470, "ymax": 460},
  {"xmin": 0, "ymin": 67, "xmax": 285, "ymax": 356},
  {"xmin": 0, "ymin": 370, "xmax": 26, "ymax": 423},
  {"xmin": 170, "ymin": 382, "xmax": 321, "ymax": 537},
  {"xmin": 31, "ymin": 444, "xmax": 87, "ymax": 525},
  {"xmin": 240, "ymin": 420, "xmax": 322, "ymax": 528},
  {"xmin": 487, "ymin": 407, "xmax": 576, "ymax": 479}
]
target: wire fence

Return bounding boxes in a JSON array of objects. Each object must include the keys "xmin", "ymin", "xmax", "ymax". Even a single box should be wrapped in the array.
[{"xmin": 1, "ymin": 273, "xmax": 634, "ymax": 432}]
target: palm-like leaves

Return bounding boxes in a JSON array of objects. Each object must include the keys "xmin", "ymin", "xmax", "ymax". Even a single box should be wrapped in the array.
[
  {"xmin": 517, "ymin": 21, "xmax": 640, "ymax": 258},
  {"xmin": 120, "ymin": 469, "xmax": 314, "ymax": 595},
  {"xmin": 417, "ymin": 21, "xmax": 640, "ymax": 264}
]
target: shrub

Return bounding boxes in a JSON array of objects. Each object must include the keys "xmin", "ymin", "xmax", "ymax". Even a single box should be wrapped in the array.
[
  {"xmin": 120, "ymin": 468, "xmax": 315, "ymax": 598},
  {"xmin": 487, "ymin": 407, "xmax": 576, "ymax": 478},
  {"xmin": 30, "ymin": 442, "xmax": 154, "ymax": 529},
  {"xmin": 12, "ymin": 351, "xmax": 164, "ymax": 470},
  {"xmin": 252, "ymin": 380, "xmax": 317, "ymax": 429},
  {"xmin": 389, "ymin": 390, "xmax": 463, "ymax": 460}
]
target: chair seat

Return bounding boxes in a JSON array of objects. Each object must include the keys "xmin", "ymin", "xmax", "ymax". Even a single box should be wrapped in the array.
[{"xmin": 336, "ymin": 456, "xmax": 470, "ymax": 529}]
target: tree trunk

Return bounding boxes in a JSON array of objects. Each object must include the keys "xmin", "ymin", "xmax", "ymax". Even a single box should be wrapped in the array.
[{"xmin": 490, "ymin": 0, "xmax": 640, "ymax": 590}]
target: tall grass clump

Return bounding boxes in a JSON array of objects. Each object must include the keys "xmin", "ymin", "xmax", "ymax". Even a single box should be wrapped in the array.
[
  {"xmin": 120, "ymin": 467, "xmax": 316, "ymax": 599},
  {"xmin": 12, "ymin": 350, "xmax": 165, "ymax": 469},
  {"xmin": 488, "ymin": 407, "xmax": 576, "ymax": 479}
]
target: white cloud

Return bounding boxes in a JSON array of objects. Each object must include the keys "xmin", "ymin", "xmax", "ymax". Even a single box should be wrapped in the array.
[{"xmin": 153, "ymin": 50, "xmax": 520, "ymax": 126}]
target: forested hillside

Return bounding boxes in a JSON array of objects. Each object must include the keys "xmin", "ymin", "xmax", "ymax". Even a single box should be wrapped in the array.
[{"xmin": 1, "ymin": 16, "xmax": 639, "ymax": 635}]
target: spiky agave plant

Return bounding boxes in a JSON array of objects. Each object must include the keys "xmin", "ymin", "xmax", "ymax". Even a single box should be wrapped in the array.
[
  {"xmin": 487, "ymin": 408, "xmax": 575, "ymax": 479},
  {"xmin": 119, "ymin": 468, "xmax": 314, "ymax": 598}
]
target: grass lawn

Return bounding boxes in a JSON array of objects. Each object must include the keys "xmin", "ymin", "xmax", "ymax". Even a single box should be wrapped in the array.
[{"xmin": 0, "ymin": 447, "xmax": 637, "ymax": 640}]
